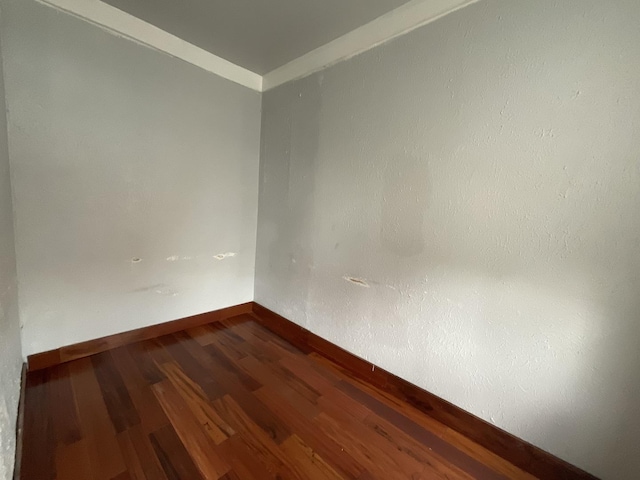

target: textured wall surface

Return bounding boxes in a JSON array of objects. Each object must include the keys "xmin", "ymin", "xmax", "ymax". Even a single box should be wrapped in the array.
[
  {"xmin": 256, "ymin": 1, "xmax": 640, "ymax": 478},
  {"xmin": 0, "ymin": 15, "xmax": 22, "ymax": 480},
  {"xmin": 1, "ymin": 0, "xmax": 261, "ymax": 357}
]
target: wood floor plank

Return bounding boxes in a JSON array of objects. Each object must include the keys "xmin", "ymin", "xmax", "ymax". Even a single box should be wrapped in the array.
[
  {"xmin": 318, "ymin": 384, "xmax": 474, "ymax": 479},
  {"xmin": 91, "ymin": 351, "xmax": 141, "ymax": 433},
  {"xmin": 22, "ymin": 370, "xmax": 56, "ymax": 480},
  {"xmin": 126, "ymin": 339, "xmax": 167, "ymax": 384},
  {"xmin": 238, "ymin": 354, "xmax": 320, "ymax": 420},
  {"xmin": 201, "ymin": 340, "xmax": 262, "ymax": 391},
  {"xmin": 217, "ymin": 434, "xmax": 280, "ymax": 480},
  {"xmin": 217, "ymin": 471, "xmax": 243, "ymax": 480},
  {"xmin": 47, "ymin": 364, "xmax": 82, "ymax": 446},
  {"xmin": 110, "ymin": 346, "xmax": 149, "ymax": 391},
  {"xmin": 362, "ymin": 413, "xmax": 476, "ymax": 480},
  {"xmin": 111, "ymin": 346, "xmax": 170, "ymax": 433},
  {"xmin": 211, "ymin": 395, "xmax": 298, "ymax": 478},
  {"xmin": 159, "ymin": 361, "xmax": 235, "ymax": 444},
  {"xmin": 156, "ymin": 333, "xmax": 225, "ymax": 400},
  {"xmin": 337, "ymin": 380, "xmax": 507, "ymax": 480},
  {"xmin": 201, "ymin": 325, "xmax": 249, "ymax": 361},
  {"xmin": 279, "ymin": 434, "xmax": 345, "ymax": 480},
  {"xmin": 313, "ymin": 411, "xmax": 421, "ymax": 480},
  {"xmin": 68, "ymin": 358, "xmax": 127, "ymax": 480},
  {"xmin": 123, "ymin": 425, "xmax": 169, "ymax": 480},
  {"xmin": 309, "ymin": 348, "xmax": 535, "ymax": 479},
  {"xmin": 110, "ymin": 472, "xmax": 132, "ymax": 480},
  {"xmin": 229, "ymin": 323, "xmax": 283, "ymax": 364},
  {"xmin": 186, "ymin": 325, "xmax": 220, "ymax": 346},
  {"xmin": 149, "ymin": 425, "xmax": 205, "ymax": 480},
  {"xmin": 54, "ymin": 439, "xmax": 92, "ymax": 480},
  {"xmin": 116, "ymin": 429, "xmax": 148, "ymax": 480},
  {"xmin": 278, "ymin": 353, "xmax": 339, "ymax": 392},
  {"xmin": 152, "ymin": 379, "xmax": 230, "ymax": 478},
  {"xmin": 177, "ymin": 337, "xmax": 292, "ymax": 445},
  {"xmin": 327, "ymin": 364, "xmax": 537, "ymax": 479},
  {"xmin": 256, "ymin": 386, "xmax": 368, "ymax": 479}
]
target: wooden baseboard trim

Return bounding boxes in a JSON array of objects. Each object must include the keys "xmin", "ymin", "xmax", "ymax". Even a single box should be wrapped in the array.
[
  {"xmin": 13, "ymin": 363, "xmax": 26, "ymax": 480},
  {"xmin": 250, "ymin": 302, "xmax": 597, "ymax": 480},
  {"xmin": 27, "ymin": 302, "xmax": 253, "ymax": 371}
]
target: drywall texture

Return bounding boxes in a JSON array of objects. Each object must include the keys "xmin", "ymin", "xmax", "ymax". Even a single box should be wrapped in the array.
[
  {"xmin": 0, "ymin": 20, "xmax": 22, "ymax": 480},
  {"xmin": 256, "ymin": 0, "xmax": 640, "ymax": 478},
  {"xmin": 1, "ymin": 0, "xmax": 261, "ymax": 357}
]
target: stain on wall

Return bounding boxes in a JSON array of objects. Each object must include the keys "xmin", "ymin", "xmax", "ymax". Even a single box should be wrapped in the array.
[
  {"xmin": 255, "ymin": 1, "xmax": 640, "ymax": 478},
  {"xmin": 0, "ymin": 0, "xmax": 261, "ymax": 357},
  {"xmin": 0, "ymin": 19, "xmax": 22, "ymax": 480}
]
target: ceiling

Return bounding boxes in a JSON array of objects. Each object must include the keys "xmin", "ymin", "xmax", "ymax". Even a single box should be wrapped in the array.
[{"xmin": 100, "ymin": 0, "xmax": 414, "ymax": 74}]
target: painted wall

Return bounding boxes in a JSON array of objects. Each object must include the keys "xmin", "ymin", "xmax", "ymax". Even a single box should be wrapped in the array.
[
  {"xmin": 0, "ymin": 0, "xmax": 261, "ymax": 357},
  {"xmin": 255, "ymin": 0, "xmax": 640, "ymax": 478},
  {"xmin": 0, "ymin": 14, "xmax": 22, "ymax": 479}
]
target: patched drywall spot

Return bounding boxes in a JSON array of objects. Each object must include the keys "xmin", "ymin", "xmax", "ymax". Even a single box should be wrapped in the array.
[
  {"xmin": 343, "ymin": 276, "xmax": 370, "ymax": 288},
  {"xmin": 133, "ymin": 283, "xmax": 178, "ymax": 296},
  {"xmin": 380, "ymin": 153, "xmax": 430, "ymax": 257},
  {"xmin": 214, "ymin": 252, "xmax": 237, "ymax": 260},
  {"xmin": 132, "ymin": 283, "xmax": 165, "ymax": 293},
  {"xmin": 166, "ymin": 255, "xmax": 196, "ymax": 261}
]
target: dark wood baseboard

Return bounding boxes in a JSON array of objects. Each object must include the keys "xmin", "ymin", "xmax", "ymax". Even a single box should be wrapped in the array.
[
  {"xmin": 250, "ymin": 302, "xmax": 598, "ymax": 480},
  {"xmin": 27, "ymin": 302, "xmax": 253, "ymax": 371},
  {"xmin": 13, "ymin": 363, "xmax": 26, "ymax": 480}
]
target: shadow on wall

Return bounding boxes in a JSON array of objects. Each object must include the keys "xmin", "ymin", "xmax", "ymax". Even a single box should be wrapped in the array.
[{"xmin": 258, "ymin": 79, "xmax": 323, "ymax": 327}]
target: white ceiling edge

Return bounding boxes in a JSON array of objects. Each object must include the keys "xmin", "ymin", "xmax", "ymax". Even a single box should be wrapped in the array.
[
  {"xmin": 34, "ymin": 0, "xmax": 478, "ymax": 94},
  {"xmin": 262, "ymin": 0, "xmax": 479, "ymax": 91},
  {"xmin": 36, "ymin": 0, "xmax": 263, "ymax": 92}
]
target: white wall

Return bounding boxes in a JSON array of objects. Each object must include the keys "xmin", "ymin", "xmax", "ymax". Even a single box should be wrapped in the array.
[
  {"xmin": 0, "ymin": 11, "xmax": 22, "ymax": 479},
  {"xmin": 0, "ymin": 0, "xmax": 261, "ymax": 357},
  {"xmin": 255, "ymin": 1, "xmax": 640, "ymax": 478}
]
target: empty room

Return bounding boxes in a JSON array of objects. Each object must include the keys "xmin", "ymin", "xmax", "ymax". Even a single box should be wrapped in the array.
[{"xmin": 0, "ymin": 0, "xmax": 638, "ymax": 478}]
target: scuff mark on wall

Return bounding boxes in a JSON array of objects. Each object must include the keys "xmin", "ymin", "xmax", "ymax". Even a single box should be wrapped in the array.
[
  {"xmin": 131, "ymin": 283, "xmax": 165, "ymax": 293},
  {"xmin": 214, "ymin": 252, "xmax": 237, "ymax": 260},
  {"xmin": 342, "ymin": 276, "xmax": 370, "ymax": 287},
  {"xmin": 167, "ymin": 253, "xmax": 235, "ymax": 261}
]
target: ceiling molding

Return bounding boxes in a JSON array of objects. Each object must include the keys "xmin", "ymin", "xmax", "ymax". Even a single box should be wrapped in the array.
[
  {"xmin": 36, "ymin": 0, "xmax": 263, "ymax": 92},
  {"xmin": 262, "ymin": 0, "xmax": 479, "ymax": 91},
  {"xmin": 36, "ymin": 0, "xmax": 479, "ymax": 94}
]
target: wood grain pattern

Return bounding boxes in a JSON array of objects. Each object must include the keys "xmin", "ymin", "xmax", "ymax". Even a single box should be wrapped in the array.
[
  {"xmin": 27, "ymin": 303, "xmax": 253, "ymax": 371},
  {"xmin": 250, "ymin": 303, "xmax": 598, "ymax": 480},
  {"xmin": 20, "ymin": 311, "xmax": 594, "ymax": 479}
]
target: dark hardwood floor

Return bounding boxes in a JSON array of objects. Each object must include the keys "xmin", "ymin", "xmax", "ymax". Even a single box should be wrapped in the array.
[{"xmin": 21, "ymin": 314, "xmax": 537, "ymax": 479}]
